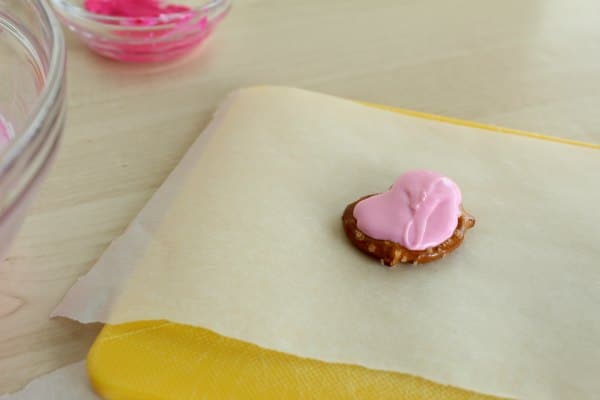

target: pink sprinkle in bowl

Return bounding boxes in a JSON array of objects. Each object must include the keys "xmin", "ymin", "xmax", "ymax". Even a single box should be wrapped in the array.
[{"xmin": 49, "ymin": 0, "xmax": 232, "ymax": 62}]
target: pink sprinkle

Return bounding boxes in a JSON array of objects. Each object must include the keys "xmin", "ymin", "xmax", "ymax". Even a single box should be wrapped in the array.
[
  {"xmin": 83, "ymin": 0, "xmax": 211, "ymax": 62},
  {"xmin": 84, "ymin": 0, "xmax": 193, "ymax": 27},
  {"xmin": 84, "ymin": 0, "xmax": 191, "ymax": 19}
]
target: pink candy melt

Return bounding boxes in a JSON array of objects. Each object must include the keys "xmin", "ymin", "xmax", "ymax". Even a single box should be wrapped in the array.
[
  {"xmin": 0, "ymin": 115, "xmax": 14, "ymax": 150},
  {"xmin": 353, "ymin": 170, "xmax": 462, "ymax": 251}
]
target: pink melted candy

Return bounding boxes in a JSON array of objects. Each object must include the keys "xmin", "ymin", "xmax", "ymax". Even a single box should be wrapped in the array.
[
  {"xmin": 0, "ymin": 114, "xmax": 14, "ymax": 150},
  {"xmin": 353, "ymin": 170, "xmax": 462, "ymax": 251}
]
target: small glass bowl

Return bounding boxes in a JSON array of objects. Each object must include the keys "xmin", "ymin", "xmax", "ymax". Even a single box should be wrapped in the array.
[
  {"xmin": 0, "ymin": 0, "xmax": 66, "ymax": 259},
  {"xmin": 50, "ymin": 0, "xmax": 232, "ymax": 62}
]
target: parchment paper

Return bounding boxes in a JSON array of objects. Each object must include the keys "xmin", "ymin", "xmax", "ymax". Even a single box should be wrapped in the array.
[{"xmin": 54, "ymin": 87, "xmax": 600, "ymax": 399}]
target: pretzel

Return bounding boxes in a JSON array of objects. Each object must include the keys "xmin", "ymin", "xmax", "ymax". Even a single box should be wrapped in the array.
[{"xmin": 342, "ymin": 195, "xmax": 475, "ymax": 266}]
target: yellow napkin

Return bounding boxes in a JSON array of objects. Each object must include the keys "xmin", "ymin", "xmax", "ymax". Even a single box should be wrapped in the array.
[{"xmin": 88, "ymin": 320, "xmax": 501, "ymax": 400}]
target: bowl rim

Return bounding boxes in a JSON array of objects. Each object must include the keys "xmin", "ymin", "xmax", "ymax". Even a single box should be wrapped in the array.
[
  {"xmin": 50, "ymin": 0, "xmax": 230, "ymax": 24},
  {"xmin": 1, "ymin": 0, "xmax": 66, "ymax": 174}
]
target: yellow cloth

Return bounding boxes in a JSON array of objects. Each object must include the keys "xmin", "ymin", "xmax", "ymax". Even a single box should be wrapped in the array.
[
  {"xmin": 88, "ymin": 320, "xmax": 502, "ymax": 400},
  {"xmin": 86, "ymin": 103, "xmax": 597, "ymax": 400}
]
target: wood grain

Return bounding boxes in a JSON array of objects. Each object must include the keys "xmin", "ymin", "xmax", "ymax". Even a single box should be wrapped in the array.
[{"xmin": 1, "ymin": 0, "xmax": 599, "ymax": 393}]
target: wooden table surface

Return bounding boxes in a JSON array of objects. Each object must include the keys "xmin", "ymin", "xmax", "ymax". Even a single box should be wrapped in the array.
[{"xmin": 1, "ymin": 0, "xmax": 599, "ymax": 394}]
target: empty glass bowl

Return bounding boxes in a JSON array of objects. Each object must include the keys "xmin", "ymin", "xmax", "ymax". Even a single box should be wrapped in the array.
[
  {"xmin": 50, "ymin": 0, "xmax": 232, "ymax": 62},
  {"xmin": 0, "ymin": 0, "xmax": 66, "ymax": 260}
]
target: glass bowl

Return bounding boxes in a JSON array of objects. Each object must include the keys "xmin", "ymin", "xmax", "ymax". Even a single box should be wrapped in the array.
[
  {"xmin": 0, "ymin": 0, "xmax": 66, "ymax": 260},
  {"xmin": 49, "ymin": 0, "xmax": 232, "ymax": 62}
]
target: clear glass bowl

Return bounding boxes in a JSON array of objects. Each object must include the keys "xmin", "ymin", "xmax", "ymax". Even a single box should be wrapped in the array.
[
  {"xmin": 50, "ymin": 0, "xmax": 232, "ymax": 62},
  {"xmin": 0, "ymin": 0, "xmax": 66, "ymax": 260}
]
